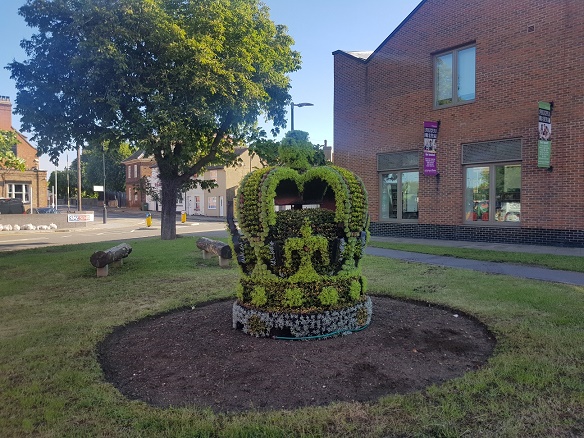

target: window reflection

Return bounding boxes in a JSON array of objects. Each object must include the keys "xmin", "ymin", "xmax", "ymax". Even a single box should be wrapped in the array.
[{"xmin": 381, "ymin": 171, "xmax": 418, "ymax": 220}]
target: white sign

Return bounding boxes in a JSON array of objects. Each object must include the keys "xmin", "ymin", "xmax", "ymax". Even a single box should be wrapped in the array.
[
  {"xmin": 93, "ymin": 185, "xmax": 104, "ymax": 192},
  {"xmin": 68, "ymin": 213, "xmax": 94, "ymax": 223}
]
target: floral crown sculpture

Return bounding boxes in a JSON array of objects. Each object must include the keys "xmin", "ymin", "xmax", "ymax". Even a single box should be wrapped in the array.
[{"xmin": 228, "ymin": 162, "xmax": 371, "ymax": 339}]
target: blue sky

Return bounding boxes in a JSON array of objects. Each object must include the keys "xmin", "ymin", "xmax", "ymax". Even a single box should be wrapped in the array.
[{"xmin": 0, "ymin": 0, "xmax": 422, "ymax": 171}]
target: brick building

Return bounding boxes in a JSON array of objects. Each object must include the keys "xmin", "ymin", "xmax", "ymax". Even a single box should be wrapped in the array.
[
  {"xmin": 122, "ymin": 150, "xmax": 155, "ymax": 209},
  {"xmin": 333, "ymin": 0, "xmax": 584, "ymax": 246},
  {"xmin": 0, "ymin": 96, "xmax": 48, "ymax": 210}
]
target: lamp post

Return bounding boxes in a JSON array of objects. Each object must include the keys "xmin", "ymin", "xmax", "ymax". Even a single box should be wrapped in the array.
[
  {"xmin": 290, "ymin": 102, "xmax": 314, "ymax": 131},
  {"xmin": 102, "ymin": 145, "xmax": 107, "ymax": 224}
]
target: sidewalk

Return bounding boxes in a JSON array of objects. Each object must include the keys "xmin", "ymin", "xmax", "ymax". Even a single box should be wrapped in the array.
[{"xmin": 367, "ymin": 236, "xmax": 584, "ymax": 286}]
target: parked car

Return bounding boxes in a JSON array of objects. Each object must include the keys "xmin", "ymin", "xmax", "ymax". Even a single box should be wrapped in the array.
[
  {"xmin": 26, "ymin": 207, "xmax": 60, "ymax": 214},
  {"xmin": 0, "ymin": 198, "xmax": 25, "ymax": 214}
]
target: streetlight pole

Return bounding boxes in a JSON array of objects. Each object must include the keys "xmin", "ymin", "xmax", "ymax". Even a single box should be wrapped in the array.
[
  {"xmin": 102, "ymin": 145, "xmax": 107, "ymax": 224},
  {"xmin": 290, "ymin": 102, "xmax": 314, "ymax": 131}
]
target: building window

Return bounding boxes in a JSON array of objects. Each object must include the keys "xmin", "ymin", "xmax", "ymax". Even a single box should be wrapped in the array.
[
  {"xmin": 435, "ymin": 45, "xmax": 476, "ymax": 107},
  {"xmin": 462, "ymin": 139, "xmax": 522, "ymax": 224},
  {"xmin": 208, "ymin": 196, "xmax": 217, "ymax": 210},
  {"xmin": 8, "ymin": 183, "xmax": 30, "ymax": 202},
  {"xmin": 465, "ymin": 164, "xmax": 521, "ymax": 223},
  {"xmin": 378, "ymin": 151, "xmax": 419, "ymax": 221},
  {"xmin": 380, "ymin": 172, "xmax": 419, "ymax": 220},
  {"xmin": 194, "ymin": 196, "xmax": 200, "ymax": 212},
  {"xmin": 208, "ymin": 170, "xmax": 218, "ymax": 180},
  {"xmin": 134, "ymin": 164, "xmax": 138, "ymax": 179}
]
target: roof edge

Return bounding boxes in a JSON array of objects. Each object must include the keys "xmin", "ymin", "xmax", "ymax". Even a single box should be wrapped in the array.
[{"xmin": 367, "ymin": 0, "xmax": 427, "ymax": 62}]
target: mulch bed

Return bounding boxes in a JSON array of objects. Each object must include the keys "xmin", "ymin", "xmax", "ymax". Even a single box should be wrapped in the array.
[{"xmin": 97, "ymin": 296, "xmax": 496, "ymax": 413}]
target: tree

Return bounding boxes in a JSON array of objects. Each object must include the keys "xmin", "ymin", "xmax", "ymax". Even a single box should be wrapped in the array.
[
  {"xmin": 82, "ymin": 142, "xmax": 135, "ymax": 195},
  {"xmin": 249, "ymin": 130, "xmax": 326, "ymax": 170},
  {"xmin": 0, "ymin": 130, "xmax": 26, "ymax": 171},
  {"xmin": 9, "ymin": 0, "xmax": 300, "ymax": 239}
]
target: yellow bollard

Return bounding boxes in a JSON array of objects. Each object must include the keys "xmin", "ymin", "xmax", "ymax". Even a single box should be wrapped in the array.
[
  {"xmin": 181, "ymin": 211, "xmax": 187, "ymax": 223},
  {"xmin": 146, "ymin": 213, "xmax": 152, "ymax": 227}
]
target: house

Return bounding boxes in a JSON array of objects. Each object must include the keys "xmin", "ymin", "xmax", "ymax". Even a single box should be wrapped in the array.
[
  {"xmin": 0, "ymin": 96, "xmax": 48, "ymax": 210},
  {"xmin": 333, "ymin": 0, "xmax": 584, "ymax": 246},
  {"xmin": 142, "ymin": 147, "xmax": 263, "ymax": 217},
  {"xmin": 122, "ymin": 150, "xmax": 155, "ymax": 209},
  {"xmin": 198, "ymin": 147, "xmax": 263, "ymax": 218}
]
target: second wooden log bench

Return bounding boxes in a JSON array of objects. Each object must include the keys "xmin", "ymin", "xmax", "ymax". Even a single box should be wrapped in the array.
[
  {"xmin": 90, "ymin": 243, "xmax": 132, "ymax": 277},
  {"xmin": 196, "ymin": 237, "xmax": 232, "ymax": 268}
]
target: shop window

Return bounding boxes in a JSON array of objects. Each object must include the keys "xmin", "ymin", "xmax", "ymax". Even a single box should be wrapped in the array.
[
  {"xmin": 380, "ymin": 171, "xmax": 419, "ymax": 221},
  {"xmin": 465, "ymin": 164, "xmax": 521, "ymax": 223},
  {"xmin": 8, "ymin": 183, "xmax": 30, "ymax": 202},
  {"xmin": 378, "ymin": 151, "xmax": 419, "ymax": 221},
  {"xmin": 434, "ymin": 45, "xmax": 475, "ymax": 107}
]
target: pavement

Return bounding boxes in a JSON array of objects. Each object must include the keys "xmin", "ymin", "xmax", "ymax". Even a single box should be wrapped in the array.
[{"xmin": 367, "ymin": 236, "xmax": 584, "ymax": 286}]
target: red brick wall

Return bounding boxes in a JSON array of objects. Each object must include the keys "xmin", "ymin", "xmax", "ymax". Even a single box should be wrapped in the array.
[
  {"xmin": 125, "ymin": 162, "xmax": 154, "ymax": 208},
  {"xmin": 334, "ymin": 0, "xmax": 584, "ymax": 231}
]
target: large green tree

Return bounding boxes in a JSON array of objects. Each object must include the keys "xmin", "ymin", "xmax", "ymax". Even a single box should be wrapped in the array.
[
  {"xmin": 0, "ymin": 130, "xmax": 26, "ymax": 171},
  {"xmin": 9, "ymin": 0, "xmax": 300, "ymax": 239},
  {"xmin": 250, "ymin": 130, "xmax": 327, "ymax": 170}
]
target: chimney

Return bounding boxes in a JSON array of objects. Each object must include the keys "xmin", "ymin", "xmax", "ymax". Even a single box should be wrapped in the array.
[
  {"xmin": 323, "ymin": 139, "xmax": 333, "ymax": 163},
  {"xmin": 0, "ymin": 96, "xmax": 12, "ymax": 130}
]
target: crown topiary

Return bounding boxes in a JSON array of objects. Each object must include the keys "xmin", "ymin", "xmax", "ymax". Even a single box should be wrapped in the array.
[{"xmin": 229, "ymin": 162, "xmax": 371, "ymax": 339}]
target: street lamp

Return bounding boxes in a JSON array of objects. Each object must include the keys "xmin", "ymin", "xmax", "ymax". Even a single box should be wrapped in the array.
[
  {"xmin": 290, "ymin": 102, "xmax": 314, "ymax": 131},
  {"xmin": 102, "ymin": 145, "xmax": 107, "ymax": 224}
]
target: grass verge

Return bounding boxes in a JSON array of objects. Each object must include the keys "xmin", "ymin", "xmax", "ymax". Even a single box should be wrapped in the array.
[
  {"xmin": 0, "ymin": 236, "xmax": 582, "ymax": 437},
  {"xmin": 368, "ymin": 239, "xmax": 584, "ymax": 272}
]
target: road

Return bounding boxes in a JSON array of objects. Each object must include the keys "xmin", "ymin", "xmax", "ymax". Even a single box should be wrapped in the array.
[{"xmin": 0, "ymin": 211, "xmax": 228, "ymax": 252}]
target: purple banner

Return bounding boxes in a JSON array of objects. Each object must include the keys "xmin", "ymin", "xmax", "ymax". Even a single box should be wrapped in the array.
[{"xmin": 423, "ymin": 121, "xmax": 439, "ymax": 176}]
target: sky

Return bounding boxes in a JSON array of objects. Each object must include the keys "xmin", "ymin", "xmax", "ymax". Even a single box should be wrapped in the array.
[{"xmin": 0, "ymin": 0, "xmax": 423, "ymax": 173}]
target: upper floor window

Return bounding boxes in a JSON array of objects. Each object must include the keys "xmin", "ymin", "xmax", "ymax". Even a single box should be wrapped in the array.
[{"xmin": 434, "ymin": 45, "xmax": 476, "ymax": 107}]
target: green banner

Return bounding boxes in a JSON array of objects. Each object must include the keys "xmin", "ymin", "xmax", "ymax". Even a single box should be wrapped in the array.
[{"xmin": 538, "ymin": 101, "xmax": 552, "ymax": 168}]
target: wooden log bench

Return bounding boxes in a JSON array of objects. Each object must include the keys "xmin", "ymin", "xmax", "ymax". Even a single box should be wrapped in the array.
[
  {"xmin": 196, "ymin": 237, "xmax": 232, "ymax": 268},
  {"xmin": 90, "ymin": 243, "xmax": 132, "ymax": 277}
]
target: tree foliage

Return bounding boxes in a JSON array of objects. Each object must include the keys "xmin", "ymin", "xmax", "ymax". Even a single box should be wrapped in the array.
[
  {"xmin": 249, "ymin": 130, "xmax": 326, "ymax": 170},
  {"xmin": 0, "ymin": 130, "xmax": 26, "ymax": 171},
  {"xmin": 9, "ymin": 0, "xmax": 300, "ymax": 239}
]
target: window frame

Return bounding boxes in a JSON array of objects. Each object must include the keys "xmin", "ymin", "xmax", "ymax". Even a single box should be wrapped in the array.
[
  {"xmin": 379, "ymin": 169, "xmax": 420, "ymax": 222},
  {"xmin": 434, "ymin": 44, "xmax": 476, "ymax": 108},
  {"xmin": 463, "ymin": 162, "xmax": 521, "ymax": 226},
  {"xmin": 8, "ymin": 183, "xmax": 30, "ymax": 202}
]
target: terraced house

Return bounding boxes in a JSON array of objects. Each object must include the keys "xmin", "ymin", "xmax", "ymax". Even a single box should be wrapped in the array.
[{"xmin": 333, "ymin": 0, "xmax": 583, "ymax": 246}]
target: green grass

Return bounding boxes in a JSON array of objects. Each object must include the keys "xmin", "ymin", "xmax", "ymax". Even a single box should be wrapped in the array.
[
  {"xmin": 368, "ymin": 239, "xmax": 584, "ymax": 272},
  {"xmin": 0, "ymin": 236, "xmax": 583, "ymax": 437}
]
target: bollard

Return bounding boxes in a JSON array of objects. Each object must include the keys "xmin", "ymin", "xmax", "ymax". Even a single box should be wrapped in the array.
[
  {"xmin": 181, "ymin": 210, "xmax": 187, "ymax": 223},
  {"xmin": 146, "ymin": 213, "xmax": 152, "ymax": 227}
]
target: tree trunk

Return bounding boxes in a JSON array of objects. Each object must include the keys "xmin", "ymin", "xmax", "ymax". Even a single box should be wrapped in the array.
[
  {"xmin": 196, "ymin": 237, "xmax": 232, "ymax": 259},
  {"xmin": 90, "ymin": 243, "xmax": 132, "ymax": 268},
  {"xmin": 160, "ymin": 177, "xmax": 178, "ymax": 240}
]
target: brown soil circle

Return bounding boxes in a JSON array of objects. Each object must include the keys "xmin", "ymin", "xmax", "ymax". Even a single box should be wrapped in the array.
[{"xmin": 97, "ymin": 295, "xmax": 496, "ymax": 413}]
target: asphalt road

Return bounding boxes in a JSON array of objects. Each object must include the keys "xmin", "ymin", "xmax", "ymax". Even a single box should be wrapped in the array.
[{"xmin": 0, "ymin": 213, "xmax": 228, "ymax": 252}]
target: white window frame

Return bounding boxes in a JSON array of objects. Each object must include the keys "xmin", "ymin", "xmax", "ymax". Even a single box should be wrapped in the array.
[
  {"xmin": 8, "ymin": 183, "xmax": 30, "ymax": 202},
  {"xmin": 207, "ymin": 196, "xmax": 217, "ymax": 210}
]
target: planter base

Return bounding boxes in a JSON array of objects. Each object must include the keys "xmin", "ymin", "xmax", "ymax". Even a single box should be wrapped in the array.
[{"xmin": 232, "ymin": 296, "xmax": 373, "ymax": 339}]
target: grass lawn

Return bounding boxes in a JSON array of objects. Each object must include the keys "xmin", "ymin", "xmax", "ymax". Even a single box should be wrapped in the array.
[{"xmin": 0, "ymin": 236, "xmax": 582, "ymax": 437}]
